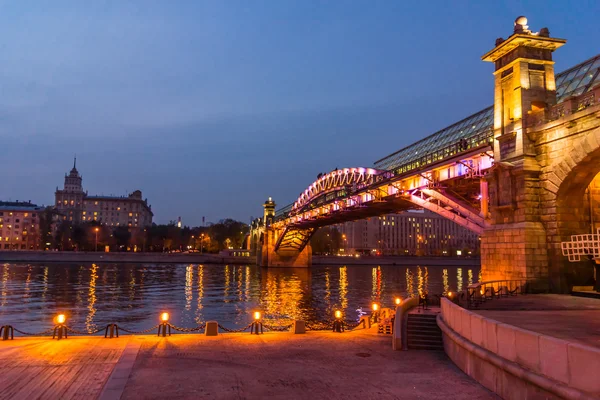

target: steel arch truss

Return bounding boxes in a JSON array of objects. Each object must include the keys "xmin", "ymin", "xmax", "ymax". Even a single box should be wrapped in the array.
[
  {"xmin": 274, "ymin": 226, "xmax": 316, "ymax": 253},
  {"xmin": 293, "ymin": 167, "xmax": 391, "ymax": 212}
]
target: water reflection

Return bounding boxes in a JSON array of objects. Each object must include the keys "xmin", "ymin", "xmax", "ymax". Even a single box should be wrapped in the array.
[{"xmin": 0, "ymin": 263, "xmax": 479, "ymax": 332}]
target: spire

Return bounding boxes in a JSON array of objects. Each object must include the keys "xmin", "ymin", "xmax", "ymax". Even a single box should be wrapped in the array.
[{"xmin": 73, "ymin": 155, "xmax": 77, "ymax": 169}]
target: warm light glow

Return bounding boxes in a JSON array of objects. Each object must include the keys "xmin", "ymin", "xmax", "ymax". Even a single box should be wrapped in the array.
[
  {"xmin": 160, "ymin": 312, "xmax": 169, "ymax": 322},
  {"xmin": 448, "ymin": 292, "xmax": 453, "ymax": 297},
  {"xmin": 372, "ymin": 303, "xmax": 379, "ymax": 311},
  {"xmin": 395, "ymin": 297, "xmax": 401, "ymax": 305},
  {"xmin": 56, "ymin": 314, "xmax": 66, "ymax": 324},
  {"xmin": 95, "ymin": 227, "xmax": 99, "ymax": 232},
  {"xmin": 480, "ymin": 289, "xmax": 484, "ymax": 295},
  {"xmin": 335, "ymin": 310, "xmax": 342, "ymax": 319},
  {"xmin": 253, "ymin": 311, "xmax": 261, "ymax": 320}
]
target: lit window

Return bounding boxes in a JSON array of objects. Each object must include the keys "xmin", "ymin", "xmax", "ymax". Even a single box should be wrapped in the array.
[
  {"xmin": 129, "ymin": 213, "xmax": 133, "ymax": 217},
  {"xmin": 83, "ymin": 211, "xmax": 86, "ymax": 215},
  {"xmin": 24, "ymin": 213, "xmax": 28, "ymax": 217},
  {"xmin": 117, "ymin": 207, "xmax": 121, "ymax": 211},
  {"xmin": 94, "ymin": 212, "xmax": 97, "ymax": 215},
  {"xmin": 95, "ymin": 201, "xmax": 98, "ymax": 205}
]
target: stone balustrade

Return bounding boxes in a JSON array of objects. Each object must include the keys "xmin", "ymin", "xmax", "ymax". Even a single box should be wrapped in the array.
[{"xmin": 527, "ymin": 84, "xmax": 600, "ymax": 128}]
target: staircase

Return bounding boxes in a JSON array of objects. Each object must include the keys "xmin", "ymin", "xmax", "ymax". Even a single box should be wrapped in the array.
[{"xmin": 406, "ymin": 313, "xmax": 444, "ymax": 351}]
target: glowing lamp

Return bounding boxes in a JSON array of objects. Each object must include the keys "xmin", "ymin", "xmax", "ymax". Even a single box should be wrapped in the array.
[
  {"xmin": 160, "ymin": 312, "xmax": 169, "ymax": 322},
  {"xmin": 448, "ymin": 292, "xmax": 452, "ymax": 297},
  {"xmin": 253, "ymin": 311, "xmax": 261, "ymax": 321},
  {"xmin": 372, "ymin": 303, "xmax": 379, "ymax": 312},
  {"xmin": 335, "ymin": 310, "xmax": 342, "ymax": 319},
  {"xmin": 395, "ymin": 298, "xmax": 401, "ymax": 305},
  {"xmin": 480, "ymin": 289, "xmax": 484, "ymax": 295},
  {"xmin": 56, "ymin": 314, "xmax": 66, "ymax": 325}
]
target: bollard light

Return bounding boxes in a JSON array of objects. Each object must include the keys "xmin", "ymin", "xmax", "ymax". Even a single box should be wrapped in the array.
[
  {"xmin": 372, "ymin": 303, "xmax": 379, "ymax": 312},
  {"xmin": 160, "ymin": 312, "xmax": 169, "ymax": 322},
  {"xmin": 56, "ymin": 314, "xmax": 66, "ymax": 325},
  {"xmin": 395, "ymin": 297, "xmax": 401, "ymax": 305},
  {"xmin": 335, "ymin": 310, "xmax": 342, "ymax": 319},
  {"xmin": 480, "ymin": 289, "xmax": 484, "ymax": 295},
  {"xmin": 253, "ymin": 311, "xmax": 261, "ymax": 321}
]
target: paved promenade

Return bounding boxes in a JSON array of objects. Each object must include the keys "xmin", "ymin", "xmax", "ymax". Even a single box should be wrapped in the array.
[
  {"xmin": 473, "ymin": 294, "xmax": 600, "ymax": 349},
  {"xmin": 0, "ymin": 328, "xmax": 497, "ymax": 400}
]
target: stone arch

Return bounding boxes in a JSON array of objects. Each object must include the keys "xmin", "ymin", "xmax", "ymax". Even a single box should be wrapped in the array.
[
  {"xmin": 543, "ymin": 126, "xmax": 600, "ymax": 291},
  {"xmin": 250, "ymin": 233, "xmax": 258, "ymax": 253}
]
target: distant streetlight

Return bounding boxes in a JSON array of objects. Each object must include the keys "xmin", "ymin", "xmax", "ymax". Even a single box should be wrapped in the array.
[
  {"xmin": 200, "ymin": 233, "xmax": 205, "ymax": 254},
  {"xmin": 94, "ymin": 227, "xmax": 99, "ymax": 252}
]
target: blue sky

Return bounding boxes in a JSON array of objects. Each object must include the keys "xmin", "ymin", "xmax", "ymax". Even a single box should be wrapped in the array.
[{"xmin": 1, "ymin": 1, "xmax": 599, "ymax": 225}]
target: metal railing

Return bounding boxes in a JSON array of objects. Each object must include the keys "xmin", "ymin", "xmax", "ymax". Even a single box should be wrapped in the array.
[{"xmin": 464, "ymin": 279, "xmax": 532, "ymax": 309}]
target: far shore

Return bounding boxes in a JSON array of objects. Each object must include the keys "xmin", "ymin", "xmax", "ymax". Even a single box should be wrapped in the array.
[{"xmin": 0, "ymin": 250, "xmax": 479, "ymax": 266}]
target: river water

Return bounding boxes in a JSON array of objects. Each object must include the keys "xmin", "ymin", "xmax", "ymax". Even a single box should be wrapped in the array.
[{"xmin": 0, "ymin": 263, "xmax": 479, "ymax": 333}]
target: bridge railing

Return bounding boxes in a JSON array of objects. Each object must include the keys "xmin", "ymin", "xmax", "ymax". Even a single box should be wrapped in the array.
[{"xmin": 464, "ymin": 279, "xmax": 532, "ymax": 309}]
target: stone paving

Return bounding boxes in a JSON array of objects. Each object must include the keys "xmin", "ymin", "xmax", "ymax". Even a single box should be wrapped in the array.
[
  {"xmin": 0, "ymin": 327, "xmax": 498, "ymax": 400},
  {"xmin": 472, "ymin": 294, "xmax": 600, "ymax": 349}
]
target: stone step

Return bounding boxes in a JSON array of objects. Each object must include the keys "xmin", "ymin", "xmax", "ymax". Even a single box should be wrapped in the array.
[
  {"xmin": 408, "ymin": 343, "xmax": 445, "ymax": 351},
  {"xmin": 407, "ymin": 325, "xmax": 440, "ymax": 330},
  {"xmin": 406, "ymin": 331, "xmax": 442, "ymax": 337}
]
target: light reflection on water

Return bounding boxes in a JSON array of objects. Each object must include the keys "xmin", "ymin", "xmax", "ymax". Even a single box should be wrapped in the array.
[{"xmin": 0, "ymin": 263, "xmax": 479, "ymax": 332}]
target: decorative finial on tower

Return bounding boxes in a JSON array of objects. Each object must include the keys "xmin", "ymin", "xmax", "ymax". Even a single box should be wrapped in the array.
[
  {"xmin": 514, "ymin": 16, "xmax": 531, "ymax": 34},
  {"xmin": 73, "ymin": 155, "xmax": 77, "ymax": 169}
]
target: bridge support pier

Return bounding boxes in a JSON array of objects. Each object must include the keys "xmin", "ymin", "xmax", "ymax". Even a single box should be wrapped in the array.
[{"xmin": 258, "ymin": 227, "xmax": 312, "ymax": 268}]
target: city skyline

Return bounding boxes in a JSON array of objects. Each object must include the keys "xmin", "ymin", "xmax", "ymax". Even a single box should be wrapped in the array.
[{"xmin": 2, "ymin": 1, "xmax": 599, "ymax": 225}]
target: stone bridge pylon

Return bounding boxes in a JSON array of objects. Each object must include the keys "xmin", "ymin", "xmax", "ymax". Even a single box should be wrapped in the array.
[{"xmin": 250, "ymin": 198, "xmax": 313, "ymax": 268}]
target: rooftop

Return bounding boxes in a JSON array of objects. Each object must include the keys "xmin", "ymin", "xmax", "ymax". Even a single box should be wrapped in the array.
[
  {"xmin": 374, "ymin": 53, "xmax": 600, "ymax": 173},
  {"xmin": 0, "ymin": 201, "xmax": 42, "ymax": 212}
]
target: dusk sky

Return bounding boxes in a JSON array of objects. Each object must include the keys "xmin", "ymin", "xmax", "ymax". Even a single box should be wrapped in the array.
[{"xmin": 2, "ymin": 1, "xmax": 599, "ymax": 225}]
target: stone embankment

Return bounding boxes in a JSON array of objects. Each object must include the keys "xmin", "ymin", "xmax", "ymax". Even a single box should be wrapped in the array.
[
  {"xmin": 439, "ymin": 298, "xmax": 600, "ymax": 399},
  {"xmin": 0, "ymin": 250, "xmax": 252, "ymax": 264}
]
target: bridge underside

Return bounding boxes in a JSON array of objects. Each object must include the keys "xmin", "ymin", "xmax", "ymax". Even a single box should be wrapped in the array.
[{"xmin": 284, "ymin": 177, "xmax": 485, "ymax": 234}]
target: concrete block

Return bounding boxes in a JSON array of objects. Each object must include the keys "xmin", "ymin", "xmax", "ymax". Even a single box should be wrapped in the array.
[
  {"xmin": 360, "ymin": 315, "xmax": 371, "ymax": 329},
  {"xmin": 514, "ymin": 328, "xmax": 540, "ymax": 372},
  {"xmin": 539, "ymin": 335, "xmax": 569, "ymax": 385},
  {"xmin": 470, "ymin": 314, "xmax": 484, "ymax": 347},
  {"xmin": 205, "ymin": 321, "xmax": 218, "ymax": 336},
  {"xmin": 292, "ymin": 320, "xmax": 305, "ymax": 334},
  {"xmin": 496, "ymin": 323, "xmax": 517, "ymax": 362},
  {"xmin": 568, "ymin": 343, "xmax": 600, "ymax": 393},
  {"xmin": 482, "ymin": 320, "xmax": 499, "ymax": 353}
]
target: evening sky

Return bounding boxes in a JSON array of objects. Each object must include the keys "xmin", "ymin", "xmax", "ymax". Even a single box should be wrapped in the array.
[{"xmin": 2, "ymin": 1, "xmax": 599, "ymax": 225}]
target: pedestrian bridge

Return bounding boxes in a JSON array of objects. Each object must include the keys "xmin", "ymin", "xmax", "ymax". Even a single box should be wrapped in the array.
[{"xmin": 252, "ymin": 17, "xmax": 600, "ymax": 293}]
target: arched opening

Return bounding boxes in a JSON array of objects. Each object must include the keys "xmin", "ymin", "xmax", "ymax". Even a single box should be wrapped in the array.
[{"xmin": 551, "ymin": 146, "xmax": 600, "ymax": 291}]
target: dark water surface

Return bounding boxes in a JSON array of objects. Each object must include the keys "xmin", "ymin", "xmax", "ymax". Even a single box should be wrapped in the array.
[{"xmin": 0, "ymin": 263, "xmax": 480, "ymax": 333}]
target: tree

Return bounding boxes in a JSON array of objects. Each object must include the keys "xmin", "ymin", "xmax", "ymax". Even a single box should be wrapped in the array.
[
  {"xmin": 113, "ymin": 226, "xmax": 131, "ymax": 250},
  {"xmin": 38, "ymin": 207, "xmax": 58, "ymax": 250}
]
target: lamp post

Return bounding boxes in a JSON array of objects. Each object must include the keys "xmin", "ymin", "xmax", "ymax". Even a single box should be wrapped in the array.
[
  {"xmin": 94, "ymin": 227, "xmax": 99, "ymax": 252},
  {"xmin": 200, "ymin": 233, "xmax": 204, "ymax": 254}
]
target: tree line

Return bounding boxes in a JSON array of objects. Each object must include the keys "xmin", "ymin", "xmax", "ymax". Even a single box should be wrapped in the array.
[{"xmin": 38, "ymin": 208, "xmax": 249, "ymax": 252}]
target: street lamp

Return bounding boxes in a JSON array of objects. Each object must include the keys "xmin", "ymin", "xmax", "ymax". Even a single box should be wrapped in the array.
[
  {"xmin": 94, "ymin": 227, "xmax": 99, "ymax": 252},
  {"xmin": 200, "ymin": 233, "xmax": 204, "ymax": 254}
]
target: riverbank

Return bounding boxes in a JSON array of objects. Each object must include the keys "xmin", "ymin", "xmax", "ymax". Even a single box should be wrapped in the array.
[
  {"xmin": 0, "ymin": 250, "xmax": 252, "ymax": 264},
  {"xmin": 313, "ymin": 255, "xmax": 481, "ymax": 266},
  {"xmin": 0, "ymin": 251, "xmax": 480, "ymax": 267},
  {"xmin": 0, "ymin": 329, "xmax": 496, "ymax": 399}
]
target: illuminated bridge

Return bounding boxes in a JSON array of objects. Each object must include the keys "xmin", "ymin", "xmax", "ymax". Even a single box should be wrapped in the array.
[{"xmin": 253, "ymin": 17, "xmax": 600, "ymax": 293}]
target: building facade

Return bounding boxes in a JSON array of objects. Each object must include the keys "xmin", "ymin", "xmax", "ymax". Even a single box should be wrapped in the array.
[
  {"xmin": 338, "ymin": 210, "xmax": 479, "ymax": 256},
  {"xmin": 0, "ymin": 201, "xmax": 43, "ymax": 250},
  {"xmin": 55, "ymin": 159, "xmax": 153, "ymax": 227}
]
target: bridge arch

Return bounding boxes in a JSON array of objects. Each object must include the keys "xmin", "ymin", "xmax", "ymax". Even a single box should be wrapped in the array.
[{"xmin": 541, "ymin": 126, "xmax": 600, "ymax": 289}]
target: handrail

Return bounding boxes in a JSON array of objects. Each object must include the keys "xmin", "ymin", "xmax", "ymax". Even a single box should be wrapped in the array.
[{"xmin": 464, "ymin": 279, "xmax": 534, "ymax": 309}]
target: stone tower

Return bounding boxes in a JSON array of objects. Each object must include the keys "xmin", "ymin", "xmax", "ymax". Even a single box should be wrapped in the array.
[{"xmin": 480, "ymin": 17, "xmax": 566, "ymax": 286}]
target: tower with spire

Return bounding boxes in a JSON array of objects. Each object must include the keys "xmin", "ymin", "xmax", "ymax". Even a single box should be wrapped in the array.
[{"xmin": 55, "ymin": 157, "xmax": 85, "ymax": 222}]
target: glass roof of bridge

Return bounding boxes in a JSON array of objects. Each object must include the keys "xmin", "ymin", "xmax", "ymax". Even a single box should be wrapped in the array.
[{"xmin": 374, "ymin": 53, "xmax": 600, "ymax": 172}]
